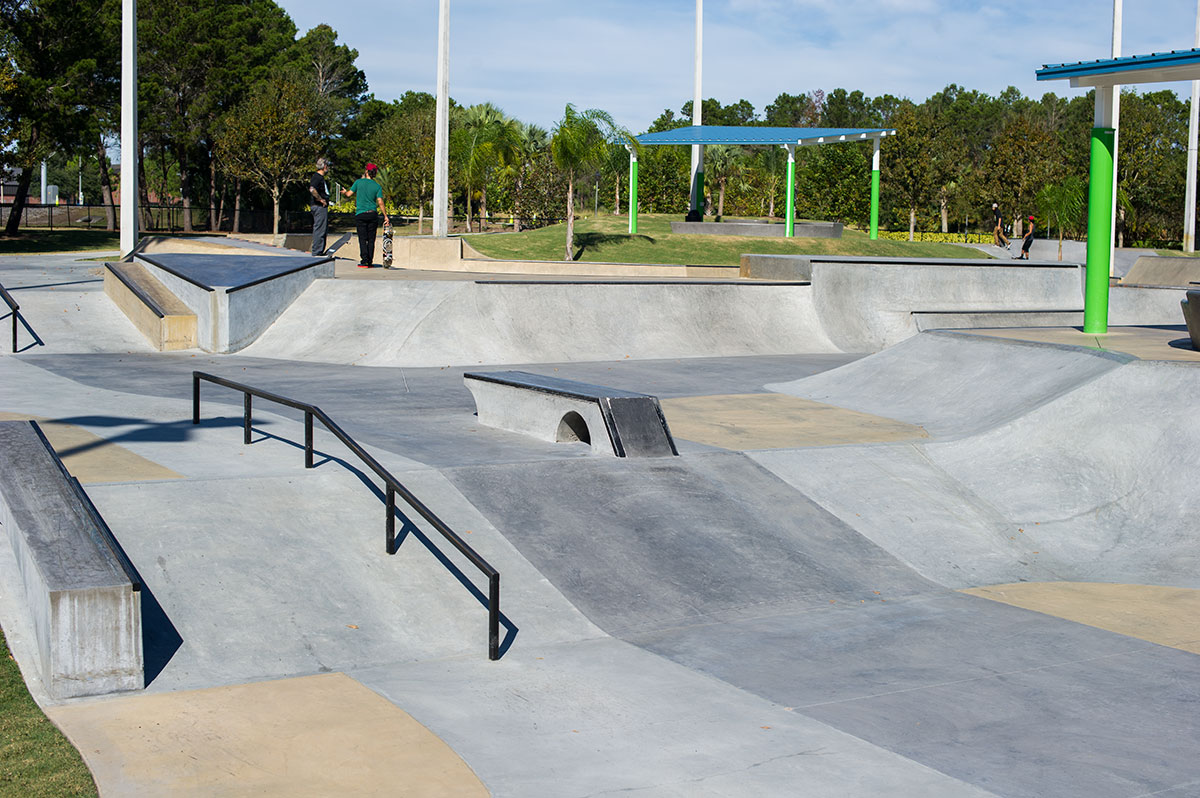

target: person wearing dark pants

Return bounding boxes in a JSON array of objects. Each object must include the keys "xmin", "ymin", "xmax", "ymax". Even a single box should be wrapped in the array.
[
  {"xmin": 341, "ymin": 163, "xmax": 386, "ymax": 268},
  {"xmin": 1017, "ymin": 215, "xmax": 1035, "ymax": 259},
  {"xmin": 309, "ymin": 157, "xmax": 331, "ymax": 256}
]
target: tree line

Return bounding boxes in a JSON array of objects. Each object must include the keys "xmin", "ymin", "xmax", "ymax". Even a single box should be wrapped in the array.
[{"xmin": 2, "ymin": 0, "xmax": 1192, "ymax": 252}]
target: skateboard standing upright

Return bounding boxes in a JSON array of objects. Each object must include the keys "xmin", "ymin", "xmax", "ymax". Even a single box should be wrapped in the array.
[{"xmin": 382, "ymin": 216, "xmax": 394, "ymax": 268}]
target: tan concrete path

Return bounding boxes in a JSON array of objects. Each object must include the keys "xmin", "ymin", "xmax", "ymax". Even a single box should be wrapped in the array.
[
  {"xmin": 47, "ymin": 672, "xmax": 488, "ymax": 797},
  {"xmin": 660, "ymin": 393, "xmax": 929, "ymax": 450},
  {"xmin": 964, "ymin": 582, "xmax": 1200, "ymax": 654},
  {"xmin": 958, "ymin": 325, "xmax": 1200, "ymax": 363},
  {"xmin": 0, "ymin": 412, "xmax": 181, "ymax": 484}
]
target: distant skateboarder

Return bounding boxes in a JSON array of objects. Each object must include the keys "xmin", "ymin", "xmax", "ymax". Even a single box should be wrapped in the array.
[
  {"xmin": 1016, "ymin": 215, "xmax": 1035, "ymax": 260},
  {"xmin": 992, "ymin": 202, "xmax": 1010, "ymax": 249},
  {"xmin": 341, "ymin": 163, "xmax": 387, "ymax": 268}
]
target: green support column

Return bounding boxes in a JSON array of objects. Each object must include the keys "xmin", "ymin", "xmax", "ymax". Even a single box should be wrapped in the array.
[
  {"xmin": 785, "ymin": 144, "xmax": 796, "ymax": 238},
  {"xmin": 1084, "ymin": 126, "xmax": 1116, "ymax": 334},
  {"xmin": 628, "ymin": 149, "xmax": 639, "ymax": 235},
  {"xmin": 870, "ymin": 137, "xmax": 881, "ymax": 240}
]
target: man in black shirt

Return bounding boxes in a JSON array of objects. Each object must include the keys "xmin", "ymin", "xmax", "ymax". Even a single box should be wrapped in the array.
[
  {"xmin": 992, "ymin": 202, "xmax": 1010, "ymax": 249},
  {"xmin": 309, "ymin": 157, "xmax": 331, "ymax": 256}
]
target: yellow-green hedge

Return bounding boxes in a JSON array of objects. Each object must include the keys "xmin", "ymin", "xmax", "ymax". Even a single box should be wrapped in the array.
[{"xmin": 876, "ymin": 231, "xmax": 992, "ymax": 244}]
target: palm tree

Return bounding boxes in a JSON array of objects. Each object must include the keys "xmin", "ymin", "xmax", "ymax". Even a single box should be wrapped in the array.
[
  {"xmin": 551, "ymin": 104, "xmax": 630, "ymax": 261},
  {"xmin": 704, "ymin": 145, "xmax": 744, "ymax": 220},
  {"xmin": 1035, "ymin": 177, "xmax": 1085, "ymax": 260},
  {"xmin": 453, "ymin": 103, "xmax": 518, "ymax": 232},
  {"xmin": 503, "ymin": 123, "xmax": 548, "ymax": 233}
]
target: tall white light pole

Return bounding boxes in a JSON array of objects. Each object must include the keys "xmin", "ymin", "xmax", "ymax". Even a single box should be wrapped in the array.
[
  {"xmin": 120, "ymin": 0, "xmax": 137, "ymax": 256},
  {"xmin": 1109, "ymin": 0, "xmax": 1121, "ymax": 273},
  {"xmin": 1185, "ymin": 0, "xmax": 1200, "ymax": 252},
  {"xmin": 432, "ymin": 0, "xmax": 450, "ymax": 238},
  {"xmin": 689, "ymin": 0, "xmax": 704, "ymax": 219}
]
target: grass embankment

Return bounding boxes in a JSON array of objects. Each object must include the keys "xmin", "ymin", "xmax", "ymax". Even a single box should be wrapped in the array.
[
  {"xmin": 0, "ymin": 230, "xmax": 121, "ymax": 254},
  {"xmin": 464, "ymin": 214, "xmax": 991, "ymax": 265},
  {"xmin": 0, "ymin": 627, "xmax": 98, "ymax": 797}
]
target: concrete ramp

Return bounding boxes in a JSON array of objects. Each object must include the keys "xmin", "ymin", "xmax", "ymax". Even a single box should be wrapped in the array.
[
  {"xmin": 444, "ymin": 452, "xmax": 935, "ymax": 635},
  {"xmin": 244, "ymin": 279, "xmax": 840, "ymax": 366},
  {"xmin": 1123, "ymin": 255, "xmax": 1200, "ymax": 287},
  {"xmin": 767, "ymin": 331, "xmax": 1127, "ymax": 437}
]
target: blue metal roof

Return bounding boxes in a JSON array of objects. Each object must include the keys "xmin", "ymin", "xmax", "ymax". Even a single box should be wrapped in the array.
[
  {"xmin": 636, "ymin": 126, "xmax": 894, "ymax": 147},
  {"xmin": 1038, "ymin": 48, "xmax": 1200, "ymax": 83}
]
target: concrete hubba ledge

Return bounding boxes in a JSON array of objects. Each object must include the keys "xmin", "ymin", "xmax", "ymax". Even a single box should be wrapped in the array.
[
  {"xmin": 670, "ymin": 220, "xmax": 843, "ymax": 238},
  {"xmin": 135, "ymin": 253, "xmax": 334, "ymax": 353},
  {"xmin": 0, "ymin": 421, "xmax": 142, "ymax": 698},
  {"xmin": 463, "ymin": 371, "xmax": 678, "ymax": 458},
  {"xmin": 1183, "ymin": 290, "xmax": 1200, "ymax": 349},
  {"xmin": 103, "ymin": 262, "xmax": 197, "ymax": 351}
]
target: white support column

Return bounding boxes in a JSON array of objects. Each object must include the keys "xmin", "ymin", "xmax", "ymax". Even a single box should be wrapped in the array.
[
  {"xmin": 689, "ymin": 0, "xmax": 704, "ymax": 216},
  {"xmin": 1109, "ymin": 0, "xmax": 1122, "ymax": 273},
  {"xmin": 40, "ymin": 161, "xmax": 47, "ymax": 205},
  {"xmin": 1185, "ymin": 0, "xmax": 1200, "ymax": 252},
  {"xmin": 120, "ymin": 0, "xmax": 137, "ymax": 256},
  {"xmin": 432, "ymin": 0, "xmax": 450, "ymax": 238}
]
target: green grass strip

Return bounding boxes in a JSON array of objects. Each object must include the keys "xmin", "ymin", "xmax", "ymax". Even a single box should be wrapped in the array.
[
  {"xmin": 0, "ymin": 626, "xmax": 98, "ymax": 797},
  {"xmin": 464, "ymin": 214, "xmax": 992, "ymax": 265}
]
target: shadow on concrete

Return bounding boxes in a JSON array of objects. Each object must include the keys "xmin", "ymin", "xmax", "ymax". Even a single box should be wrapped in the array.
[
  {"xmin": 249, "ymin": 425, "xmax": 519, "ymax": 658},
  {"xmin": 50, "ymin": 415, "xmax": 248, "ymax": 458},
  {"xmin": 140, "ymin": 581, "xmax": 183, "ymax": 686},
  {"xmin": 1168, "ymin": 337, "xmax": 1197, "ymax": 351},
  {"xmin": 572, "ymin": 232, "xmax": 654, "ymax": 261},
  {"xmin": 3, "ymin": 308, "xmax": 44, "ymax": 353}
]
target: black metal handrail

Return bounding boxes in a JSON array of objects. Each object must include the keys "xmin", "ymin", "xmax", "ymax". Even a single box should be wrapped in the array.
[
  {"xmin": 191, "ymin": 370, "xmax": 501, "ymax": 660},
  {"xmin": 0, "ymin": 281, "xmax": 19, "ymax": 352}
]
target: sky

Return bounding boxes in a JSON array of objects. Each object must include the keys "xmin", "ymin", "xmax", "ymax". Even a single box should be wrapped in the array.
[{"xmin": 276, "ymin": 0, "xmax": 1200, "ymax": 131}]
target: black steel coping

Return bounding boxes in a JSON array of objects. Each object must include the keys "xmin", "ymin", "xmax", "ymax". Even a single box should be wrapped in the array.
[
  {"xmin": 465, "ymin": 370, "xmax": 650, "ymax": 401},
  {"xmin": 105, "ymin": 263, "xmax": 166, "ymax": 319},
  {"xmin": 136, "ymin": 253, "xmax": 333, "ymax": 293}
]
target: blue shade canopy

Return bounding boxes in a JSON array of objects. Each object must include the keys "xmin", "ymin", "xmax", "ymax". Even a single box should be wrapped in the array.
[
  {"xmin": 1038, "ymin": 49, "xmax": 1200, "ymax": 87},
  {"xmin": 636, "ymin": 126, "xmax": 894, "ymax": 147}
]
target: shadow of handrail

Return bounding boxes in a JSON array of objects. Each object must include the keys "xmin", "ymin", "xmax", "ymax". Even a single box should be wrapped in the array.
[{"xmin": 192, "ymin": 370, "xmax": 506, "ymax": 660}]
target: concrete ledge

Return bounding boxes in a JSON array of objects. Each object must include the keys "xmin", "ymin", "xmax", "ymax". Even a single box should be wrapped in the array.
[
  {"xmin": 1183, "ymin": 291, "xmax": 1200, "ymax": 349},
  {"xmin": 463, "ymin": 371, "xmax": 677, "ymax": 457},
  {"xmin": 0, "ymin": 421, "xmax": 142, "ymax": 698},
  {"xmin": 672, "ymin": 221, "xmax": 842, "ymax": 238},
  {"xmin": 103, "ymin": 262, "xmax": 197, "ymax": 351}
]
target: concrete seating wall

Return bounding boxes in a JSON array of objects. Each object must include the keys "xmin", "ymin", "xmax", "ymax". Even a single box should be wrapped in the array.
[{"xmin": 0, "ymin": 421, "xmax": 142, "ymax": 698}]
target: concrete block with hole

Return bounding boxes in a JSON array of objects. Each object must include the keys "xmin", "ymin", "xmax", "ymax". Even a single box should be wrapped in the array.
[{"xmin": 463, "ymin": 371, "xmax": 677, "ymax": 458}]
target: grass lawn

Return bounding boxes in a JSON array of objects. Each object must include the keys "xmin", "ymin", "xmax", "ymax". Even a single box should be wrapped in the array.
[
  {"xmin": 464, "ymin": 213, "xmax": 992, "ymax": 265},
  {"xmin": 0, "ymin": 627, "xmax": 98, "ymax": 797},
  {"xmin": 0, "ymin": 230, "xmax": 121, "ymax": 254}
]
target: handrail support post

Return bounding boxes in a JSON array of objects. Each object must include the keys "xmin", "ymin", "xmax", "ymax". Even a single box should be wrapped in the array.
[
  {"xmin": 386, "ymin": 487, "xmax": 396, "ymax": 554},
  {"xmin": 192, "ymin": 374, "xmax": 200, "ymax": 424},
  {"xmin": 489, "ymin": 573, "xmax": 500, "ymax": 661},
  {"xmin": 243, "ymin": 393, "xmax": 252, "ymax": 445},
  {"xmin": 304, "ymin": 412, "xmax": 314, "ymax": 468}
]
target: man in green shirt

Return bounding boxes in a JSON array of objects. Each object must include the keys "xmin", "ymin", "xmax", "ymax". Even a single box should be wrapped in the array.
[{"xmin": 341, "ymin": 163, "xmax": 388, "ymax": 268}]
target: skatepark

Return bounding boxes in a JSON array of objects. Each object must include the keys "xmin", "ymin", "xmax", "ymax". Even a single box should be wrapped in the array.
[{"xmin": 2, "ymin": 231, "xmax": 1200, "ymax": 797}]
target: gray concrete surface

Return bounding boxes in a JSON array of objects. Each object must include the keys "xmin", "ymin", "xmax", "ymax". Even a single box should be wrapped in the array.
[
  {"xmin": 1123, "ymin": 255, "xmax": 1200, "ymax": 286},
  {"xmin": 243, "ymin": 279, "xmax": 840, "ymax": 365},
  {"xmin": 4, "ymin": 251, "xmax": 1200, "ymax": 797}
]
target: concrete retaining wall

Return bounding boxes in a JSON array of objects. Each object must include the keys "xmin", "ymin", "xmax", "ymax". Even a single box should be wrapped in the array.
[{"xmin": 244, "ymin": 280, "xmax": 840, "ymax": 366}]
